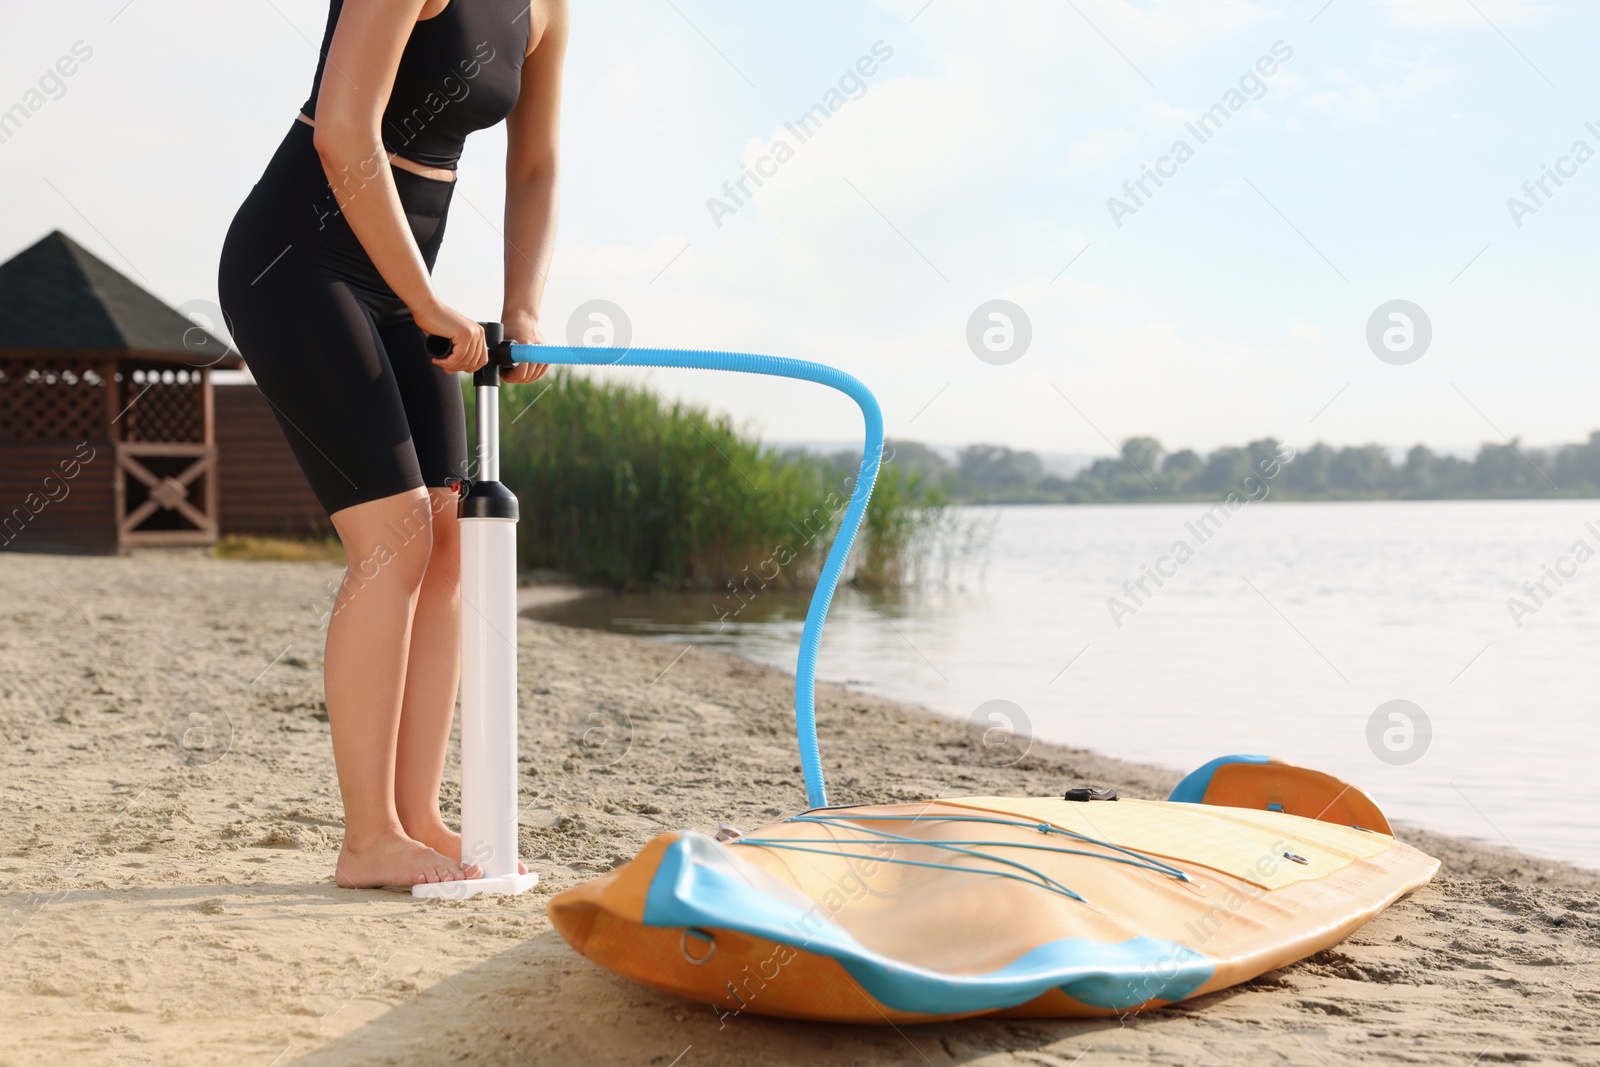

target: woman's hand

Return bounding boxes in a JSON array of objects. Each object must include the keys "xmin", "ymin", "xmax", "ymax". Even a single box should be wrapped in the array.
[
  {"xmin": 502, "ymin": 315, "xmax": 549, "ymax": 384},
  {"xmin": 417, "ymin": 302, "xmax": 488, "ymax": 374}
]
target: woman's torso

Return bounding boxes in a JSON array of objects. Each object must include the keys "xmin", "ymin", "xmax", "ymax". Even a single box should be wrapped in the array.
[{"xmin": 299, "ymin": 0, "xmax": 533, "ymax": 181}]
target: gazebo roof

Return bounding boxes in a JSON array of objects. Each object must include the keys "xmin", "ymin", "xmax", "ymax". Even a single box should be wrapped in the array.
[{"xmin": 0, "ymin": 230, "xmax": 241, "ymax": 368}]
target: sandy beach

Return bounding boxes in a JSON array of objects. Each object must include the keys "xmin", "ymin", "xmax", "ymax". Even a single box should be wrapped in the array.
[{"xmin": 1, "ymin": 552, "xmax": 1597, "ymax": 1067}]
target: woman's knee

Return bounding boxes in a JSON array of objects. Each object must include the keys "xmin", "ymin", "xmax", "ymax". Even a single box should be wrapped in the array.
[{"xmin": 332, "ymin": 489, "xmax": 438, "ymax": 592}]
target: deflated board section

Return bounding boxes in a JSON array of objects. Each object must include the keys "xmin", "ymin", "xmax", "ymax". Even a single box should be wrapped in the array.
[{"xmin": 548, "ymin": 793, "xmax": 1438, "ymax": 1022}]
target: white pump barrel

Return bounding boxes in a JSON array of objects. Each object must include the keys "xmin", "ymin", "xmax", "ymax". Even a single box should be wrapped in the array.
[
  {"xmin": 414, "ymin": 325, "xmax": 538, "ymax": 899},
  {"xmin": 454, "ymin": 513, "xmax": 526, "ymax": 885}
]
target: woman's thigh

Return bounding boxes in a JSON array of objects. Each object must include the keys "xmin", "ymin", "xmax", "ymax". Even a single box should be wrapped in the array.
[
  {"xmin": 378, "ymin": 316, "xmax": 468, "ymax": 493},
  {"xmin": 220, "ymin": 256, "xmax": 425, "ymax": 516}
]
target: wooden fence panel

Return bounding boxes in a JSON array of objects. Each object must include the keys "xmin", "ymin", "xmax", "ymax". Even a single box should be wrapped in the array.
[
  {"xmin": 0, "ymin": 440, "xmax": 115, "ymax": 553},
  {"xmin": 214, "ymin": 384, "xmax": 329, "ymax": 538}
]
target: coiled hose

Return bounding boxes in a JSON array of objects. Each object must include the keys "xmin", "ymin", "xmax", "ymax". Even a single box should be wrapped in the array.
[{"xmin": 508, "ymin": 343, "xmax": 884, "ymax": 809}]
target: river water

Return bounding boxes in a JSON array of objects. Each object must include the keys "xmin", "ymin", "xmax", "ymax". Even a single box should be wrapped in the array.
[{"xmin": 530, "ymin": 501, "xmax": 1600, "ymax": 870}]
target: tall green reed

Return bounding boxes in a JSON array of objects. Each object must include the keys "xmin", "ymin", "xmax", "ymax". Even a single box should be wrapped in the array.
[{"xmin": 493, "ymin": 372, "xmax": 936, "ymax": 590}]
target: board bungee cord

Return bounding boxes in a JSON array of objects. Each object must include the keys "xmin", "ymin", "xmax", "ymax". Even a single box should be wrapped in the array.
[{"xmin": 730, "ymin": 812, "xmax": 1195, "ymax": 901}]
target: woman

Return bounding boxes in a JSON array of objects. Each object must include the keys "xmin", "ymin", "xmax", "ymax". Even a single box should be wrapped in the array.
[{"xmin": 218, "ymin": 0, "xmax": 565, "ymax": 888}]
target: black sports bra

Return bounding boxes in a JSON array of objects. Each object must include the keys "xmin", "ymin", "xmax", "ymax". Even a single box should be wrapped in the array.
[{"xmin": 302, "ymin": 0, "xmax": 531, "ymax": 171}]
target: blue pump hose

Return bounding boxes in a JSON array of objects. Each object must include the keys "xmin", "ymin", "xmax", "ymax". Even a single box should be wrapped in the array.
[{"xmin": 507, "ymin": 344, "xmax": 883, "ymax": 808}]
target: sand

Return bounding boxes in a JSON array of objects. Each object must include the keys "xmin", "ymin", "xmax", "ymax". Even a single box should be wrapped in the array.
[{"xmin": 1, "ymin": 552, "xmax": 1597, "ymax": 1066}]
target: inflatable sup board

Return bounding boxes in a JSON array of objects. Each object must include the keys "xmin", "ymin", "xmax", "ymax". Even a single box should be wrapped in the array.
[{"xmin": 549, "ymin": 756, "xmax": 1438, "ymax": 1021}]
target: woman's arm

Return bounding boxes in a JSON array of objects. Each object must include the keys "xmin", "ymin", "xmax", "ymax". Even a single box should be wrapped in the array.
[
  {"xmin": 500, "ymin": 0, "xmax": 569, "ymax": 384},
  {"xmin": 312, "ymin": 0, "xmax": 486, "ymax": 373}
]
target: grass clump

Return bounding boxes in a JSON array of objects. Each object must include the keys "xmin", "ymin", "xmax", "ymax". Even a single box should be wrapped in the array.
[{"xmin": 214, "ymin": 535, "xmax": 344, "ymax": 563}]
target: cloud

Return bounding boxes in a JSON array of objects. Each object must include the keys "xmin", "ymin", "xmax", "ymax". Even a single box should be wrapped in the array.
[
  {"xmin": 591, "ymin": 63, "xmax": 649, "ymax": 125},
  {"xmin": 1303, "ymin": 47, "xmax": 1451, "ymax": 125},
  {"xmin": 1097, "ymin": 0, "xmax": 1282, "ymax": 55},
  {"xmin": 555, "ymin": 234, "xmax": 693, "ymax": 281},
  {"xmin": 1287, "ymin": 317, "xmax": 1332, "ymax": 349},
  {"xmin": 1374, "ymin": 0, "xmax": 1552, "ymax": 30},
  {"xmin": 883, "ymin": 0, "xmax": 1283, "ymax": 62},
  {"xmin": 715, "ymin": 66, "xmax": 1012, "ymax": 238},
  {"xmin": 1066, "ymin": 102, "xmax": 1194, "ymax": 169}
]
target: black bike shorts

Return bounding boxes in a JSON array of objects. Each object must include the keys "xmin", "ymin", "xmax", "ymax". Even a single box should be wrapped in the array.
[{"xmin": 218, "ymin": 121, "xmax": 468, "ymax": 518}]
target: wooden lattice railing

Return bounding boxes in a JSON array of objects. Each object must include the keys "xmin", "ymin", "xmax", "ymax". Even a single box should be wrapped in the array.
[
  {"xmin": 119, "ymin": 365, "xmax": 206, "ymax": 443},
  {"xmin": 0, "ymin": 359, "xmax": 110, "ymax": 443}
]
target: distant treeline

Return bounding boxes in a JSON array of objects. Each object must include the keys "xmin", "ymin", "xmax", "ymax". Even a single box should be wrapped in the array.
[
  {"xmin": 491, "ymin": 369, "xmax": 1593, "ymax": 588},
  {"xmin": 871, "ymin": 434, "xmax": 1600, "ymax": 503}
]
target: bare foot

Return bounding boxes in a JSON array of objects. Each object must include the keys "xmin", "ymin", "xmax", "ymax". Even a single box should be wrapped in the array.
[
  {"xmin": 335, "ymin": 831, "xmax": 483, "ymax": 888},
  {"xmin": 406, "ymin": 819, "xmax": 528, "ymax": 875}
]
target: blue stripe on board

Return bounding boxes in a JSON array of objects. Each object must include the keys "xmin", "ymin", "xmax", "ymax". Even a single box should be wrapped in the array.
[
  {"xmin": 640, "ymin": 834, "xmax": 1214, "ymax": 1015},
  {"xmin": 1167, "ymin": 754, "xmax": 1272, "ymax": 804}
]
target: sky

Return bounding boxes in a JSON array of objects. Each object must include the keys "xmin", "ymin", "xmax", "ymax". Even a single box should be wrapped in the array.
[{"xmin": 3, "ymin": 0, "xmax": 1597, "ymax": 457}]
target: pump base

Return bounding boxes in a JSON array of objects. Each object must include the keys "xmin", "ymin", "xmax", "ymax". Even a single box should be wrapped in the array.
[{"xmin": 412, "ymin": 870, "xmax": 540, "ymax": 900}]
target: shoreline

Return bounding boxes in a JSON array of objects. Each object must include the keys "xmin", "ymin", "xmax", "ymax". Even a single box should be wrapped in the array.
[
  {"xmin": 2, "ymin": 553, "xmax": 1596, "ymax": 1065},
  {"xmin": 524, "ymin": 587, "xmax": 1599, "ymax": 878},
  {"xmin": 515, "ymin": 583, "xmax": 601, "ymax": 612}
]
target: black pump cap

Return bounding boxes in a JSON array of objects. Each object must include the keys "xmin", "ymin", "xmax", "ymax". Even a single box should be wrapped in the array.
[{"xmin": 458, "ymin": 477, "xmax": 519, "ymax": 521}]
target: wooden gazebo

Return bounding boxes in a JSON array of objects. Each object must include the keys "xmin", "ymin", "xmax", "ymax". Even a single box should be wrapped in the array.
[{"xmin": 0, "ymin": 230, "xmax": 244, "ymax": 552}]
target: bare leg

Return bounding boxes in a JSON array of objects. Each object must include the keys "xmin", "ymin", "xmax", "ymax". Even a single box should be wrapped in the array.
[
  {"xmin": 395, "ymin": 489, "xmax": 465, "ymax": 856},
  {"xmin": 326, "ymin": 488, "xmax": 481, "ymax": 888},
  {"xmin": 394, "ymin": 489, "xmax": 528, "ymax": 873}
]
